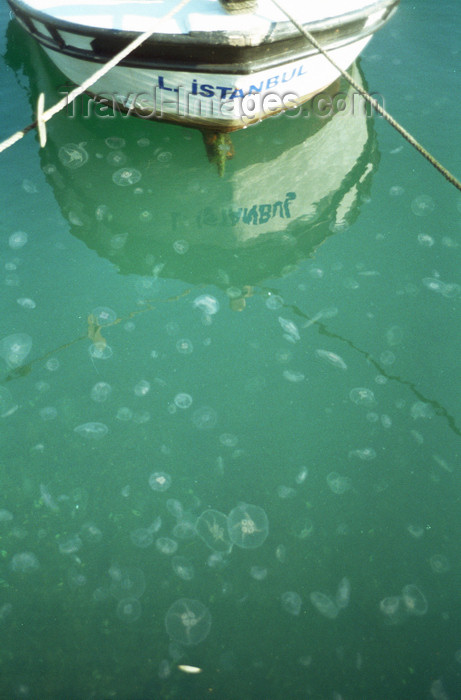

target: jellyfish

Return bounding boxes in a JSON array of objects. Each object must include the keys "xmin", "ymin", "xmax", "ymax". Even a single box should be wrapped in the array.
[
  {"xmin": 0, "ymin": 333, "xmax": 32, "ymax": 368},
  {"xmin": 116, "ymin": 597, "xmax": 141, "ymax": 623},
  {"xmin": 310, "ymin": 592, "xmax": 339, "ymax": 619},
  {"xmin": 401, "ymin": 584, "xmax": 428, "ymax": 616},
  {"xmin": 281, "ymin": 591, "xmax": 302, "ymax": 616},
  {"xmin": 148, "ymin": 472, "xmax": 172, "ymax": 492},
  {"xmin": 109, "ymin": 566, "xmax": 146, "ymax": 600},
  {"xmin": 227, "ymin": 503, "xmax": 269, "ymax": 549},
  {"xmin": 165, "ymin": 598, "xmax": 211, "ymax": 646},
  {"xmin": 196, "ymin": 510, "xmax": 232, "ymax": 553}
]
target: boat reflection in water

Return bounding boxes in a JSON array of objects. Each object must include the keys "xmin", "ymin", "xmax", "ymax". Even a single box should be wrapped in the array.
[{"xmin": 7, "ymin": 24, "xmax": 380, "ymax": 295}]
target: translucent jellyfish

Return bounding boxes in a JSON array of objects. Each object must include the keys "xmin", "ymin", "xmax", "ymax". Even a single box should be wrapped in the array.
[
  {"xmin": 91, "ymin": 382, "xmax": 112, "ymax": 402},
  {"xmin": 219, "ymin": 433, "xmax": 238, "ymax": 447},
  {"xmin": 91, "ymin": 306, "xmax": 116, "ymax": 326},
  {"xmin": 410, "ymin": 401, "xmax": 434, "ymax": 420},
  {"xmin": 310, "ymin": 592, "xmax": 339, "ymax": 619},
  {"xmin": 9, "ymin": 552, "xmax": 40, "ymax": 573},
  {"xmin": 149, "ymin": 472, "xmax": 171, "ymax": 492},
  {"xmin": 429, "ymin": 554, "xmax": 450, "ymax": 574},
  {"xmin": 295, "ymin": 467, "xmax": 308, "ymax": 484},
  {"xmin": 315, "ymin": 349, "xmax": 347, "ymax": 370},
  {"xmin": 417, "ymin": 232, "xmax": 435, "ymax": 247},
  {"xmin": 45, "ymin": 357, "xmax": 59, "ymax": 371},
  {"xmin": 158, "ymin": 659, "xmax": 171, "ymax": 679},
  {"xmin": 192, "ymin": 294, "xmax": 220, "ymax": 315},
  {"xmin": 0, "ymin": 509, "xmax": 13, "ymax": 522},
  {"xmin": 380, "ymin": 414, "xmax": 392, "ymax": 429},
  {"xmin": 165, "ymin": 598, "xmax": 212, "ymax": 646},
  {"xmin": 157, "ymin": 151, "xmax": 172, "ymax": 163},
  {"xmin": 283, "ymin": 370, "xmax": 305, "ymax": 383},
  {"xmin": 407, "ymin": 524, "xmax": 425, "ymax": 539},
  {"xmin": 156, "ymin": 537, "xmax": 178, "ymax": 555},
  {"xmin": 105, "ymin": 136, "xmax": 126, "ymax": 149},
  {"xmin": 296, "ymin": 518, "xmax": 314, "ymax": 539},
  {"xmin": 112, "ymin": 167, "xmax": 141, "ymax": 186},
  {"xmin": 348, "ymin": 447, "xmax": 376, "ymax": 461},
  {"xmin": 349, "ymin": 387, "xmax": 375, "ymax": 406},
  {"xmin": 106, "ymin": 150, "xmax": 127, "ymax": 167},
  {"xmin": 0, "ymin": 386, "xmax": 17, "ymax": 417},
  {"xmin": 411, "ymin": 194, "xmax": 435, "ymax": 216},
  {"xmin": 116, "ymin": 597, "xmax": 141, "ymax": 623},
  {"xmin": 67, "ymin": 564, "xmax": 87, "ymax": 589},
  {"xmin": 277, "ymin": 485, "xmax": 296, "ymax": 499},
  {"xmin": 275, "ymin": 349, "xmax": 292, "ymax": 364},
  {"xmin": 401, "ymin": 584, "xmax": 428, "ymax": 615},
  {"xmin": 17, "ymin": 297, "xmax": 36, "ymax": 309},
  {"xmin": 0, "ymin": 333, "xmax": 32, "ymax": 368},
  {"xmin": 9, "ymin": 231, "xmax": 28, "ymax": 249},
  {"xmin": 109, "ymin": 566, "xmax": 146, "ymax": 600},
  {"xmin": 281, "ymin": 591, "xmax": 302, "ymax": 616},
  {"xmin": 89, "ymin": 343, "xmax": 113, "ymax": 360},
  {"xmin": 278, "ymin": 316, "xmax": 300, "ymax": 342},
  {"xmin": 380, "ymin": 350, "xmax": 396, "ymax": 366},
  {"xmin": 227, "ymin": 503, "xmax": 269, "ymax": 549},
  {"xmin": 130, "ymin": 528, "xmax": 153, "ymax": 549},
  {"xmin": 430, "ymin": 679, "xmax": 449, "ymax": 700},
  {"xmin": 326, "ymin": 472, "xmax": 351, "ymax": 495},
  {"xmin": 0, "ymin": 603, "xmax": 12, "ymax": 621},
  {"xmin": 275, "ymin": 544, "xmax": 286, "ymax": 563},
  {"xmin": 39, "ymin": 406, "xmax": 57, "ymax": 421},
  {"xmin": 265, "ymin": 294, "xmax": 283, "ymax": 310},
  {"xmin": 196, "ymin": 510, "xmax": 232, "ymax": 553},
  {"xmin": 172, "ymin": 556, "xmax": 195, "ymax": 581},
  {"xmin": 335, "ymin": 577, "xmax": 351, "ymax": 609},
  {"xmin": 192, "ymin": 406, "xmax": 217, "ymax": 430},
  {"xmin": 173, "ymin": 239, "xmax": 189, "ymax": 254},
  {"xmin": 134, "ymin": 380, "xmax": 150, "ymax": 396},
  {"xmin": 166, "ymin": 499, "xmax": 183, "ymax": 519},
  {"xmin": 58, "ymin": 143, "xmax": 89, "ymax": 169},
  {"xmin": 379, "ymin": 596, "xmax": 404, "ymax": 624},
  {"xmin": 174, "ymin": 393, "xmax": 193, "ymax": 409},
  {"xmin": 58, "ymin": 535, "xmax": 82, "ymax": 555},
  {"xmin": 80, "ymin": 522, "xmax": 103, "ymax": 543},
  {"xmin": 173, "ymin": 519, "xmax": 196, "ymax": 540},
  {"xmin": 74, "ymin": 422, "xmax": 108, "ymax": 439},
  {"xmin": 176, "ymin": 338, "xmax": 193, "ymax": 354},
  {"xmin": 250, "ymin": 566, "xmax": 267, "ymax": 581},
  {"xmin": 116, "ymin": 407, "xmax": 133, "ymax": 421}
]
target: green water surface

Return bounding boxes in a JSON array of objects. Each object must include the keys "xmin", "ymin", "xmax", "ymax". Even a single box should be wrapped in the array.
[{"xmin": 0, "ymin": 1, "xmax": 460, "ymax": 698}]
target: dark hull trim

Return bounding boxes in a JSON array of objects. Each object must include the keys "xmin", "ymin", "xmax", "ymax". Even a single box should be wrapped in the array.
[{"xmin": 8, "ymin": 0, "xmax": 399, "ymax": 75}]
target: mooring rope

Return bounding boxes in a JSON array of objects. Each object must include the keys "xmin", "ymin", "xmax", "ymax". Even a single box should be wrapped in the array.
[
  {"xmin": 0, "ymin": 0, "xmax": 191, "ymax": 154},
  {"xmin": 271, "ymin": 0, "xmax": 461, "ymax": 192}
]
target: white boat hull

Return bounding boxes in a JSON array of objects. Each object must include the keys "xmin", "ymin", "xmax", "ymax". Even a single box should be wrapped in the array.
[
  {"xmin": 9, "ymin": 0, "xmax": 399, "ymax": 130},
  {"xmin": 50, "ymin": 36, "xmax": 371, "ymax": 130}
]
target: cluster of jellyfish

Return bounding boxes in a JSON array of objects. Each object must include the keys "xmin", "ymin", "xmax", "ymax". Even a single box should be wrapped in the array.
[{"xmin": 161, "ymin": 502, "xmax": 269, "ymax": 646}]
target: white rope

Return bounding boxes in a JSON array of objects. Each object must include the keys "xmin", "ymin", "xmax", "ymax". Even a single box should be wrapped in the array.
[
  {"xmin": 0, "ymin": 0, "xmax": 192, "ymax": 154},
  {"xmin": 271, "ymin": 0, "xmax": 461, "ymax": 193}
]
